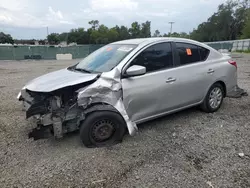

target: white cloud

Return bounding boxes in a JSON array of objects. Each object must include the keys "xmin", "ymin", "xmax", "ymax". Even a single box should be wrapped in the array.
[
  {"xmin": 78, "ymin": 0, "xmax": 139, "ymax": 22},
  {"xmin": 0, "ymin": 3, "xmax": 74, "ymax": 28},
  {"xmin": 45, "ymin": 6, "xmax": 74, "ymax": 26},
  {"xmin": 0, "ymin": 8, "xmax": 42, "ymax": 27},
  {"xmin": 48, "ymin": 6, "xmax": 63, "ymax": 20},
  {"xmin": 0, "ymin": 14, "xmax": 12, "ymax": 23},
  {"xmin": 90, "ymin": 0, "xmax": 138, "ymax": 11},
  {"xmin": 0, "ymin": 0, "xmax": 29, "ymax": 11},
  {"xmin": 0, "ymin": 0, "xmax": 227, "ymax": 39}
]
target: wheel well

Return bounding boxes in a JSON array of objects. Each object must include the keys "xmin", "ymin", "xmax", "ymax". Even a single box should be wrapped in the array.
[
  {"xmin": 83, "ymin": 103, "xmax": 119, "ymax": 115},
  {"xmin": 81, "ymin": 103, "xmax": 128, "ymax": 130},
  {"xmin": 215, "ymin": 81, "xmax": 227, "ymax": 97}
]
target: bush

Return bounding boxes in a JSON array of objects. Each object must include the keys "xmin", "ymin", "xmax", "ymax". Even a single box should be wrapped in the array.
[{"xmin": 235, "ymin": 49, "xmax": 250, "ymax": 53}]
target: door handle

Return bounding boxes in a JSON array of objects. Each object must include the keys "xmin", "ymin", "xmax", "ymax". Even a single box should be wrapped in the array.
[
  {"xmin": 166, "ymin": 77, "xmax": 176, "ymax": 83},
  {"xmin": 207, "ymin": 69, "xmax": 215, "ymax": 74}
]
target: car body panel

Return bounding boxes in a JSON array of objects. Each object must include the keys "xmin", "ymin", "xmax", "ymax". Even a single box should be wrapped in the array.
[
  {"xmin": 122, "ymin": 69, "xmax": 176, "ymax": 122},
  {"xmin": 23, "ymin": 68, "xmax": 98, "ymax": 92},
  {"xmin": 121, "ymin": 38, "xmax": 237, "ymax": 123},
  {"xmin": 17, "ymin": 37, "xmax": 238, "ymax": 141}
]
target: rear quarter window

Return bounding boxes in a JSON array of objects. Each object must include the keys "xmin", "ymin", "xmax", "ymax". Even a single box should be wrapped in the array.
[{"xmin": 199, "ymin": 46, "xmax": 210, "ymax": 61}]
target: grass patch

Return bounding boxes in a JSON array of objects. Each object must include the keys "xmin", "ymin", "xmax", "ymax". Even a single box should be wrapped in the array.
[{"xmin": 235, "ymin": 50, "xmax": 250, "ymax": 53}]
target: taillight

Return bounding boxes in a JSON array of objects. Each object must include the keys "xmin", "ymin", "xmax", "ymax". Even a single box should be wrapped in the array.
[{"xmin": 228, "ymin": 60, "xmax": 237, "ymax": 69}]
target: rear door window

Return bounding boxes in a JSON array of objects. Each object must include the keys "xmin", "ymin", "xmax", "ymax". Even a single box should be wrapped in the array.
[{"xmin": 175, "ymin": 42, "xmax": 210, "ymax": 66}]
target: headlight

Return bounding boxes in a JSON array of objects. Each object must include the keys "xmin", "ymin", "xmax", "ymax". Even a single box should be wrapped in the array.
[
  {"xmin": 17, "ymin": 87, "xmax": 26, "ymax": 100},
  {"xmin": 17, "ymin": 92, "xmax": 22, "ymax": 100}
]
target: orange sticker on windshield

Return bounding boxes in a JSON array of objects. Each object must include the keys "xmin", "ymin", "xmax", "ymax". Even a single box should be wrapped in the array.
[
  {"xmin": 186, "ymin": 48, "xmax": 192, "ymax": 56},
  {"xmin": 106, "ymin": 47, "xmax": 113, "ymax": 51}
]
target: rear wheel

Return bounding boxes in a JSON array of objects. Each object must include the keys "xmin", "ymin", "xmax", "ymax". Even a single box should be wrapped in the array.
[
  {"xmin": 80, "ymin": 111, "xmax": 126, "ymax": 148},
  {"xmin": 201, "ymin": 83, "xmax": 224, "ymax": 113}
]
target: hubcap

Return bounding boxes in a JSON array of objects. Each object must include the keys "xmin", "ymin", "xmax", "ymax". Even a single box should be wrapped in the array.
[
  {"xmin": 209, "ymin": 87, "xmax": 222, "ymax": 109},
  {"xmin": 91, "ymin": 119, "xmax": 115, "ymax": 142}
]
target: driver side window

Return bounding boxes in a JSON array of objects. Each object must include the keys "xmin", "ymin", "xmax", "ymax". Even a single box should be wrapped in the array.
[{"xmin": 129, "ymin": 42, "xmax": 173, "ymax": 73}]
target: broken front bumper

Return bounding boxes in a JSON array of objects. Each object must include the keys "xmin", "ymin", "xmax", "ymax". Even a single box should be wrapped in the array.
[
  {"xmin": 28, "ymin": 119, "xmax": 53, "ymax": 140},
  {"xmin": 18, "ymin": 90, "xmax": 65, "ymax": 140},
  {"xmin": 26, "ymin": 113, "xmax": 64, "ymax": 140}
]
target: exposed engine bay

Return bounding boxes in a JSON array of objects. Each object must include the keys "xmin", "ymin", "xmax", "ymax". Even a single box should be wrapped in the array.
[{"xmin": 19, "ymin": 79, "xmax": 97, "ymax": 140}]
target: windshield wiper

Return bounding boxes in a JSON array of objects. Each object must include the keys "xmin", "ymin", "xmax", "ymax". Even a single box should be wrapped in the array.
[{"xmin": 73, "ymin": 68, "xmax": 92, "ymax": 73}]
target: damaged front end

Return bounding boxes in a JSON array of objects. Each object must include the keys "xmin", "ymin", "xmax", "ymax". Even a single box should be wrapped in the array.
[
  {"xmin": 18, "ymin": 80, "xmax": 95, "ymax": 140},
  {"xmin": 18, "ymin": 68, "xmax": 138, "ymax": 141}
]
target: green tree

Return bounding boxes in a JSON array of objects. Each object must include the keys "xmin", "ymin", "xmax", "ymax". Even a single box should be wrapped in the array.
[
  {"xmin": 0, "ymin": 32, "xmax": 14, "ymax": 44},
  {"xmin": 107, "ymin": 27, "xmax": 119, "ymax": 42},
  {"xmin": 190, "ymin": 0, "xmax": 250, "ymax": 42},
  {"xmin": 129, "ymin": 22, "xmax": 141, "ymax": 38},
  {"xmin": 153, "ymin": 30, "xmax": 161, "ymax": 37},
  {"xmin": 47, "ymin": 33, "xmax": 60, "ymax": 44},
  {"xmin": 170, "ymin": 32, "xmax": 180, "ymax": 37},
  {"xmin": 88, "ymin": 25, "xmax": 109, "ymax": 44},
  {"xmin": 115, "ymin": 25, "xmax": 130, "ymax": 40},
  {"xmin": 67, "ymin": 28, "xmax": 89, "ymax": 44},
  {"xmin": 58, "ymin": 32, "xmax": 69, "ymax": 42},
  {"xmin": 179, "ymin": 32, "xmax": 190, "ymax": 38},
  {"xmin": 89, "ymin": 20, "xmax": 100, "ymax": 30},
  {"xmin": 163, "ymin": 33, "xmax": 170, "ymax": 37},
  {"xmin": 96, "ymin": 24, "xmax": 109, "ymax": 43},
  {"xmin": 241, "ymin": 9, "xmax": 250, "ymax": 38},
  {"xmin": 140, "ymin": 21, "xmax": 151, "ymax": 38}
]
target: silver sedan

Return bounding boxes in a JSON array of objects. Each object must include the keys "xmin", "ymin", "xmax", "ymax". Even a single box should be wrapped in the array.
[{"xmin": 18, "ymin": 38, "xmax": 238, "ymax": 147}]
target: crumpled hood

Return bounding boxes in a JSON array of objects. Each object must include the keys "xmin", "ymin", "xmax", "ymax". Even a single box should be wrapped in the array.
[{"xmin": 24, "ymin": 68, "xmax": 98, "ymax": 92}]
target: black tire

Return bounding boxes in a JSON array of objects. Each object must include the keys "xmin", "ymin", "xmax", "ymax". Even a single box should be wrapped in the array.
[
  {"xmin": 201, "ymin": 83, "xmax": 224, "ymax": 113},
  {"xmin": 80, "ymin": 111, "xmax": 126, "ymax": 148}
]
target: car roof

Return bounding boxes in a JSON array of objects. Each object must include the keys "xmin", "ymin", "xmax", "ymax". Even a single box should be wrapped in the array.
[
  {"xmin": 112, "ymin": 37, "xmax": 223, "ymax": 64},
  {"xmin": 111, "ymin": 37, "xmax": 201, "ymax": 45},
  {"xmin": 111, "ymin": 37, "xmax": 221, "ymax": 56}
]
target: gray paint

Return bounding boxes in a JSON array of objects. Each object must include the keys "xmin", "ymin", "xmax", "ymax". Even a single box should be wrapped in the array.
[
  {"xmin": 24, "ymin": 68, "xmax": 98, "ymax": 92},
  {"xmin": 18, "ymin": 37, "xmax": 238, "ymax": 140}
]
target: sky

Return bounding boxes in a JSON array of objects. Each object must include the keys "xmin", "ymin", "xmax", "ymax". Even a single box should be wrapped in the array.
[{"xmin": 0, "ymin": 0, "xmax": 226, "ymax": 39}]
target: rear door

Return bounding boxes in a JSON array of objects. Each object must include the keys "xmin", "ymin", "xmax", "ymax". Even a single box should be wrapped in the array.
[{"xmin": 166, "ymin": 42, "xmax": 212, "ymax": 108}]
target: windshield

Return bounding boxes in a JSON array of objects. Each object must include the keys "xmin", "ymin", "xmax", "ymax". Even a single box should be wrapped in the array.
[{"xmin": 75, "ymin": 44, "xmax": 137, "ymax": 73}]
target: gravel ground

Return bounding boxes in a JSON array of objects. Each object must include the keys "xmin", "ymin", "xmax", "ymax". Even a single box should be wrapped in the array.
[{"xmin": 0, "ymin": 54, "xmax": 249, "ymax": 188}]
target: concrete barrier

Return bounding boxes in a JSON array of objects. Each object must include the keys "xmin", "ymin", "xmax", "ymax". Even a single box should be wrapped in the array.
[
  {"xmin": 218, "ymin": 49, "xmax": 229, "ymax": 53},
  {"xmin": 56, "ymin": 53, "xmax": 72, "ymax": 60}
]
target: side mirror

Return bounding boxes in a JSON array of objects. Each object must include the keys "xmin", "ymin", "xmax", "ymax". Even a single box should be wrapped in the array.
[{"xmin": 125, "ymin": 65, "xmax": 146, "ymax": 77}]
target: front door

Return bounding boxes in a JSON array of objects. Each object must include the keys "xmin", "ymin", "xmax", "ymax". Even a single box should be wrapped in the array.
[{"xmin": 122, "ymin": 42, "xmax": 176, "ymax": 122}]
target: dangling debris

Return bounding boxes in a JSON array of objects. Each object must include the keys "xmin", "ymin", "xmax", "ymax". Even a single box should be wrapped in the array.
[{"xmin": 227, "ymin": 85, "xmax": 248, "ymax": 98}]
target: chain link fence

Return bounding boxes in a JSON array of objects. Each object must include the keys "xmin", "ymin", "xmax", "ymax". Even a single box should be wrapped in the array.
[
  {"xmin": 0, "ymin": 45, "xmax": 104, "ymax": 60},
  {"xmin": 205, "ymin": 39, "xmax": 250, "ymax": 51},
  {"xmin": 1, "ymin": 39, "xmax": 250, "ymax": 60}
]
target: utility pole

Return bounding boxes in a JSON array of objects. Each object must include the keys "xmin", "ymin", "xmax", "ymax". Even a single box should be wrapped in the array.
[
  {"xmin": 169, "ymin": 22, "xmax": 174, "ymax": 36},
  {"xmin": 46, "ymin": 26, "xmax": 49, "ymax": 45}
]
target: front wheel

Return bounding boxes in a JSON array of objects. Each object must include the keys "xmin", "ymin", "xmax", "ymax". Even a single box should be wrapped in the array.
[
  {"xmin": 201, "ymin": 83, "xmax": 224, "ymax": 113},
  {"xmin": 80, "ymin": 111, "xmax": 126, "ymax": 148}
]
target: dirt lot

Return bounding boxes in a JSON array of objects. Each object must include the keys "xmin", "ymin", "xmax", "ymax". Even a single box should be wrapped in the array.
[{"xmin": 0, "ymin": 54, "xmax": 249, "ymax": 188}]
